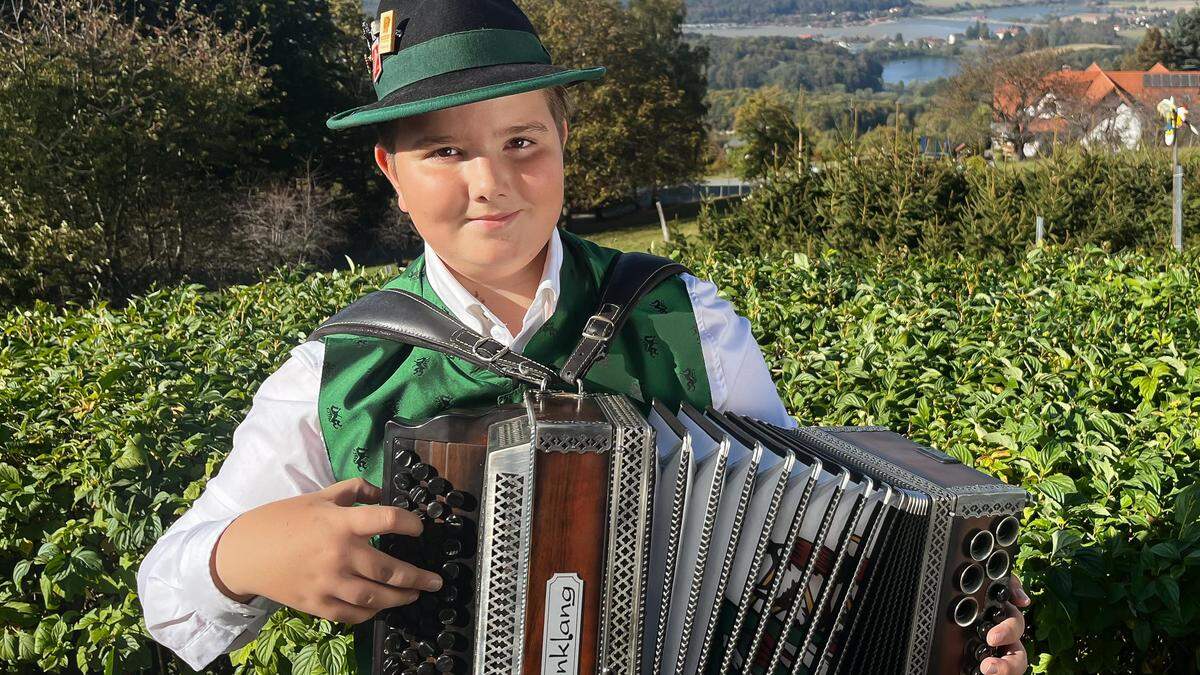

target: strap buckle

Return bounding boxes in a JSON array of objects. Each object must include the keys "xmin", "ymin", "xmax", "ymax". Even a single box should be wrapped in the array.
[
  {"xmin": 517, "ymin": 361, "xmax": 552, "ymax": 392},
  {"xmin": 470, "ymin": 336, "xmax": 510, "ymax": 363},
  {"xmin": 582, "ymin": 313, "xmax": 616, "ymax": 341}
]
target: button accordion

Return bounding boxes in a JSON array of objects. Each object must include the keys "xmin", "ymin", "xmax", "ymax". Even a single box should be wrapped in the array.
[{"xmin": 308, "ymin": 253, "xmax": 1027, "ymax": 675}]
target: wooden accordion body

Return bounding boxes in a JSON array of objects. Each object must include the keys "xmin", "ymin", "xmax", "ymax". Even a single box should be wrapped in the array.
[{"xmin": 371, "ymin": 390, "xmax": 1027, "ymax": 675}]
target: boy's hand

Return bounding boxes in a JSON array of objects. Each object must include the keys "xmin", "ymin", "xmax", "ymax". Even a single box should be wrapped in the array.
[
  {"xmin": 211, "ymin": 477, "xmax": 443, "ymax": 624},
  {"xmin": 979, "ymin": 573, "xmax": 1032, "ymax": 675}
]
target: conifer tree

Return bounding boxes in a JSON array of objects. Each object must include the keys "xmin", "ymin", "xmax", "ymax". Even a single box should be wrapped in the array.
[
  {"xmin": 1168, "ymin": 8, "xmax": 1200, "ymax": 70},
  {"xmin": 1122, "ymin": 27, "xmax": 1172, "ymax": 70}
]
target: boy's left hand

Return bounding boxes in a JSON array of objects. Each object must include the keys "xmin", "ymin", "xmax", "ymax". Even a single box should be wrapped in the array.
[{"xmin": 979, "ymin": 573, "xmax": 1032, "ymax": 675}]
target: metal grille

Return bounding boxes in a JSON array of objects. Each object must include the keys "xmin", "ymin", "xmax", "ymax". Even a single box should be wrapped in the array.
[
  {"xmin": 596, "ymin": 395, "xmax": 653, "ymax": 674},
  {"xmin": 476, "ymin": 471, "xmax": 526, "ymax": 674}
]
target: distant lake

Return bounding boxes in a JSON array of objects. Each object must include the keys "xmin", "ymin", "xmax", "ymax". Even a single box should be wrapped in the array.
[
  {"xmin": 882, "ymin": 56, "xmax": 961, "ymax": 84},
  {"xmin": 684, "ymin": 1, "xmax": 1098, "ymax": 41}
]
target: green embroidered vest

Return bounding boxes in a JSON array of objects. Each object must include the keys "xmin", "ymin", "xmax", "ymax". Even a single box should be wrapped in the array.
[{"xmin": 314, "ymin": 229, "xmax": 712, "ymax": 674}]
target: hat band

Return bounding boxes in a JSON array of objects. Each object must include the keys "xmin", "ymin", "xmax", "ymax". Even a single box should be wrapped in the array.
[{"xmin": 374, "ymin": 28, "xmax": 553, "ymax": 99}]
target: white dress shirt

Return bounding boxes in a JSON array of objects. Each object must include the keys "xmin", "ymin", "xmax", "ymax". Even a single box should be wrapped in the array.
[{"xmin": 136, "ymin": 228, "xmax": 797, "ymax": 670}]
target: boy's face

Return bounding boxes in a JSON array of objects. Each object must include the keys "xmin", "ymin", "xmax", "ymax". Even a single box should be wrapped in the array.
[{"xmin": 374, "ymin": 90, "xmax": 568, "ymax": 284}]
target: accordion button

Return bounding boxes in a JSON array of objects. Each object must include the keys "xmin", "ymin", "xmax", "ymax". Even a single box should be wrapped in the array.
[
  {"xmin": 435, "ymin": 654, "xmax": 464, "ymax": 672},
  {"xmin": 438, "ymin": 585, "xmax": 459, "ymax": 604},
  {"xmin": 438, "ymin": 607, "xmax": 468, "ymax": 627},
  {"xmin": 408, "ymin": 486, "xmax": 431, "ymax": 505},
  {"xmin": 426, "ymin": 501, "xmax": 451, "ymax": 520},
  {"xmin": 381, "ymin": 655, "xmax": 404, "ymax": 675},
  {"xmin": 427, "ymin": 477, "xmax": 452, "ymax": 496},
  {"xmin": 436, "ymin": 630, "xmax": 463, "ymax": 651},
  {"xmin": 391, "ymin": 495, "xmax": 413, "ymax": 510},
  {"xmin": 442, "ymin": 538, "xmax": 463, "ymax": 558},
  {"xmin": 395, "ymin": 451, "xmax": 420, "ymax": 467},
  {"xmin": 417, "ymin": 640, "xmax": 438, "ymax": 658},
  {"xmin": 383, "ymin": 632, "xmax": 405, "ymax": 654},
  {"xmin": 966, "ymin": 639, "xmax": 991, "ymax": 661},
  {"xmin": 975, "ymin": 620, "xmax": 995, "ymax": 641},
  {"xmin": 393, "ymin": 472, "xmax": 417, "ymax": 491},
  {"xmin": 412, "ymin": 463, "xmax": 438, "ymax": 481},
  {"xmin": 440, "ymin": 562, "xmax": 468, "ymax": 581},
  {"xmin": 985, "ymin": 605, "xmax": 1005, "ymax": 623},
  {"xmin": 444, "ymin": 491, "xmax": 476, "ymax": 511},
  {"xmin": 987, "ymin": 582, "xmax": 1010, "ymax": 604},
  {"xmin": 400, "ymin": 647, "xmax": 423, "ymax": 666},
  {"xmin": 417, "ymin": 664, "xmax": 438, "ymax": 675},
  {"xmin": 443, "ymin": 514, "xmax": 466, "ymax": 530}
]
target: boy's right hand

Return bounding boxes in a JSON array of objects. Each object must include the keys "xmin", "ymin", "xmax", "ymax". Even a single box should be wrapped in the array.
[{"xmin": 210, "ymin": 477, "xmax": 443, "ymax": 624}]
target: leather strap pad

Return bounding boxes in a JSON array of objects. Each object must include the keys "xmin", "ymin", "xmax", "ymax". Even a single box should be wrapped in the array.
[{"xmin": 307, "ymin": 288, "xmax": 566, "ymax": 390}]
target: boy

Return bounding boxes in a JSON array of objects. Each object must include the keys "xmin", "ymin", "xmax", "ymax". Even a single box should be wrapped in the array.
[{"xmin": 137, "ymin": 1, "xmax": 1030, "ymax": 673}]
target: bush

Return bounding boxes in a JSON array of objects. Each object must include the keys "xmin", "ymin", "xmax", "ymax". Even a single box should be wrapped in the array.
[
  {"xmin": 700, "ymin": 139, "xmax": 1192, "ymax": 259},
  {"xmin": 0, "ymin": 0, "xmax": 272, "ymax": 303},
  {"xmin": 2, "ymin": 246, "xmax": 1199, "ymax": 672},
  {"xmin": 0, "ymin": 188, "xmax": 105, "ymax": 307},
  {"xmin": 223, "ymin": 167, "xmax": 352, "ymax": 280}
]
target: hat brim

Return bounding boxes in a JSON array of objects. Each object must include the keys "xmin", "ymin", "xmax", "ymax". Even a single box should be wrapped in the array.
[{"xmin": 327, "ymin": 62, "xmax": 606, "ymax": 131}]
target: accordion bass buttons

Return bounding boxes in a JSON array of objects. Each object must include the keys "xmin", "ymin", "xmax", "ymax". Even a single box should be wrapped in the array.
[{"xmin": 378, "ymin": 456, "xmax": 479, "ymax": 675}]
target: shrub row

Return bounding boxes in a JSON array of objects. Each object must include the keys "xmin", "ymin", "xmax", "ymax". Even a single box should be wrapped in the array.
[
  {"xmin": 2, "ymin": 246, "xmax": 1199, "ymax": 672},
  {"xmin": 700, "ymin": 139, "xmax": 1200, "ymax": 259}
]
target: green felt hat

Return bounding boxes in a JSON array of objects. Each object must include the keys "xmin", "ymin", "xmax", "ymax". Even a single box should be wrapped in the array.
[{"xmin": 327, "ymin": 0, "xmax": 607, "ymax": 131}]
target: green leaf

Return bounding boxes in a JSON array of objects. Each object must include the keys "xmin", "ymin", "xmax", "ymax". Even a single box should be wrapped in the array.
[
  {"xmin": 1160, "ymin": 576, "xmax": 1181, "ymax": 610},
  {"xmin": 0, "ymin": 630, "xmax": 16, "ymax": 661},
  {"xmin": 33, "ymin": 615, "xmax": 66, "ymax": 654},
  {"xmin": 39, "ymin": 574, "xmax": 57, "ymax": 609},
  {"xmin": 1037, "ymin": 474, "xmax": 1077, "ymax": 504},
  {"xmin": 12, "ymin": 559, "xmax": 31, "ymax": 589},
  {"xmin": 1133, "ymin": 620, "xmax": 1151, "ymax": 651},
  {"xmin": 72, "ymin": 549, "xmax": 102, "ymax": 574},
  {"xmin": 0, "ymin": 463, "xmax": 19, "ymax": 489},
  {"xmin": 317, "ymin": 637, "xmax": 347, "ymax": 675},
  {"xmin": 291, "ymin": 642, "xmax": 323, "ymax": 675},
  {"xmin": 1151, "ymin": 542, "xmax": 1181, "ymax": 560},
  {"xmin": 254, "ymin": 627, "xmax": 281, "ymax": 666},
  {"xmin": 113, "ymin": 436, "xmax": 146, "ymax": 470}
]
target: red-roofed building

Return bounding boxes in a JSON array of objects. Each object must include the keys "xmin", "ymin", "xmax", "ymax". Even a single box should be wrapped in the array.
[{"xmin": 994, "ymin": 62, "xmax": 1200, "ymax": 155}]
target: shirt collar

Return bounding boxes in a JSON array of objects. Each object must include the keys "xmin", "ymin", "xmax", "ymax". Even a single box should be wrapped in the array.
[{"xmin": 421, "ymin": 228, "xmax": 563, "ymax": 346}]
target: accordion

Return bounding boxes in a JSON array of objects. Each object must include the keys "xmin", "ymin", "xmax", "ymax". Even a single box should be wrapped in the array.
[{"xmin": 309, "ymin": 253, "xmax": 1027, "ymax": 675}]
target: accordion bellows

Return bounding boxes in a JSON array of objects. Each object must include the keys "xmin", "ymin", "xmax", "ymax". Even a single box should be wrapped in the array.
[{"xmin": 372, "ymin": 391, "xmax": 1026, "ymax": 675}]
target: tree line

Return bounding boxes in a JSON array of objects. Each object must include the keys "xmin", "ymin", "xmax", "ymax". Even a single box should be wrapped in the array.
[{"xmin": 690, "ymin": 34, "xmax": 884, "ymax": 92}]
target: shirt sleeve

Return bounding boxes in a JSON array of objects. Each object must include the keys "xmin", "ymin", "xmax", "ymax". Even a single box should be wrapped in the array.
[
  {"xmin": 136, "ymin": 340, "xmax": 334, "ymax": 670},
  {"xmin": 683, "ymin": 274, "xmax": 799, "ymax": 430}
]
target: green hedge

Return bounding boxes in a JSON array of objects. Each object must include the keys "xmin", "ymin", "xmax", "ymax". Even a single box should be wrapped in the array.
[
  {"xmin": 2, "ymin": 247, "xmax": 1199, "ymax": 673},
  {"xmin": 700, "ymin": 140, "xmax": 1199, "ymax": 259}
]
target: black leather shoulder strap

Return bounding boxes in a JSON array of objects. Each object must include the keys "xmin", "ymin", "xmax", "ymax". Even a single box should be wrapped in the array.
[
  {"xmin": 307, "ymin": 288, "xmax": 567, "ymax": 390},
  {"xmin": 559, "ymin": 252, "xmax": 690, "ymax": 386}
]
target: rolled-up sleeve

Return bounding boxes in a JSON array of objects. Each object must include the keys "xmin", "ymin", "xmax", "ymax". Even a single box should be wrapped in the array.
[{"xmin": 136, "ymin": 340, "xmax": 334, "ymax": 670}]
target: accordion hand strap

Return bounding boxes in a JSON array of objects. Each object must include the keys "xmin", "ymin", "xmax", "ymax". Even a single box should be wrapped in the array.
[
  {"xmin": 559, "ymin": 252, "xmax": 689, "ymax": 386},
  {"xmin": 307, "ymin": 288, "xmax": 568, "ymax": 390}
]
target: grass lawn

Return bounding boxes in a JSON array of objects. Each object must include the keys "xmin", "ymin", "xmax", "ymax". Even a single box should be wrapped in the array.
[
  {"xmin": 580, "ymin": 216, "xmax": 701, "ymax": 252},
  {"xmin": 1056, "ymin": 43, "xmax": 1123, "ymax": 51}
]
